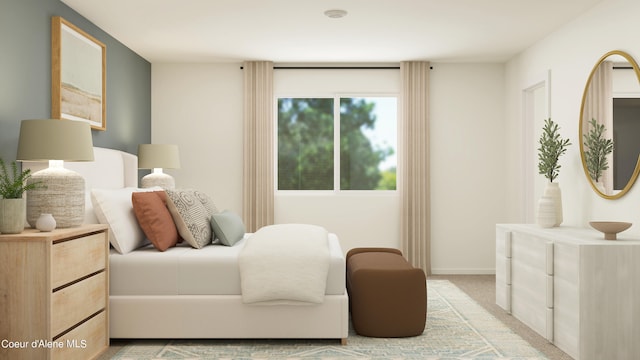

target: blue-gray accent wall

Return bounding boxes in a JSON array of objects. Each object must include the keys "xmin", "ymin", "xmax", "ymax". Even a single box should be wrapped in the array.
[{"xmin": 0, "ymin": 0, "xmax": 151, "ymax": 163}]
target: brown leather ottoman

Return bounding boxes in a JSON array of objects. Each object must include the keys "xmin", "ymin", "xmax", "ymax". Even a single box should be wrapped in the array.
[{"xmin": 346, "ymin": 248, "xmax": 426, "ymax": 337}]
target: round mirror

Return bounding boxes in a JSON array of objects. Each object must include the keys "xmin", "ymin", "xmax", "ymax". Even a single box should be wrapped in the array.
[{"xmin": 580, "ymin": 50, "xmax": 640, "ymax": 199}]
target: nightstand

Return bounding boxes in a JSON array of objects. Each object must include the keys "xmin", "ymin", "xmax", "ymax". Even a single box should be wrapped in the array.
[{"xmin": 0, "ymin": 224, "xmax": 109, "ymax": 360}]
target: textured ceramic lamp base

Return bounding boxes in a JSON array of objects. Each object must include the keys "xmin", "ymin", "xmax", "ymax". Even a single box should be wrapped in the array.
[
  {"xmin": 26, "ymin": 168, "xmax": 85, "ymax": 228},
  {"xmin": 141, "ymin": 173, "xmax": 175, "ymax": 189}
]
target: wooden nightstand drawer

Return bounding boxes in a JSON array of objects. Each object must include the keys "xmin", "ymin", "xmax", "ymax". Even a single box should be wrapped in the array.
[
  {"xmin": 51, "ymin": 232, "xmax": 107, "ymax": 289},
  {"xmin": 51, "ymin": 271, "xmax": 107, "ymax": 337},
  {"xmin": 0, "ymin": 225, "xmax": 108, "ymax": 360},
  {"xmin": 52, "ymin": 311, "xmax": 107, "ymax": 360}
]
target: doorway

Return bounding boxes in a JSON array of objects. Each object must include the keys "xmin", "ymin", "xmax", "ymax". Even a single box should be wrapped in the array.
[{"xmin": 523, "ymin": 74, "xmax": 549, "ymax": 223}]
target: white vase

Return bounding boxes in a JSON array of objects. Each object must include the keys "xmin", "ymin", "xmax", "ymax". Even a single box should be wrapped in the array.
[
  {"xmin": 0, "ymin": 198, "xmax": 26, "ymax": 234},
  {"xmin": 544, "ymin": 182, "xmax": 563, "ymax": 227},
  {"xmin": 36, "ymin": 213, "xmax": 56, "ymax": 232},
  {"xmin": 536, "ymin": 196, "xmax": 556, "ymax": 228}
]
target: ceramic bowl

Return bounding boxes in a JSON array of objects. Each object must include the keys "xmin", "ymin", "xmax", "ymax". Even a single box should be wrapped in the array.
[{"xmin": 589, "ymin": 221, "xmax": 632, "ymax": 240}]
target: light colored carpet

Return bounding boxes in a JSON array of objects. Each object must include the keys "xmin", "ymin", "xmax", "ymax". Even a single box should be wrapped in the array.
[
  {"xmin": 430, "ymin": 275, "xmax": 571, "ymax": 360},
  {"xmin": 108, "ymin": 280, "xmax": 546, "ymax": 360}
]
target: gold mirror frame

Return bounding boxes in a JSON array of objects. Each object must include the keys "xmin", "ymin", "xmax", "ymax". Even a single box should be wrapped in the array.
[{"xmin": 579, "ymin": 50, "xmax": 640, "ymax": 199}]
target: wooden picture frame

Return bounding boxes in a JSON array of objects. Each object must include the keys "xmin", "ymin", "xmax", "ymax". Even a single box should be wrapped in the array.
[{"xmin": 51, "ymin": 16, "xmax": 106, "ymax": 131}]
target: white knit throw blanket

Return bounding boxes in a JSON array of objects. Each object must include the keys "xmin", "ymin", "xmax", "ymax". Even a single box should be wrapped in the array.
[{"xmin": 239, "ymin": 224, "xmax": 330, "ymax": 305}]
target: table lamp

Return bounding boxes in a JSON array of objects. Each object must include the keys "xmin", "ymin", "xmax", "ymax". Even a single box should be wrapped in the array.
[
  {"xmin": 17, "ymin": 119, "xmax": 94, "ymax": 228},
  {"xmin": 138, "ymin": 144, "xmax": 180, "ymax": 189}
]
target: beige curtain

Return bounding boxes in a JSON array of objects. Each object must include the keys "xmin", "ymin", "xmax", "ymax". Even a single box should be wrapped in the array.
[
  {"xmin": 582, "ymin": 60, "xmax": 613, "ymax": 191},
  {"xmin": 400, "ymin": 61, "xmax": 431, "ymax": 275},
  {"xmin": 242, "ymin": 61, "xmax": 274, "ymax": 232}
]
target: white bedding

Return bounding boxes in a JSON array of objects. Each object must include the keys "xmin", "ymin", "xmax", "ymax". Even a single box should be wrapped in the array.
[
  {"xmin": 28, "ymin": 147, "xmax": 349, "ymax": 341},
  {"xmin": 239, "ymin": 224, "xmax": 330, "ymax": 304},
  {"xmin": 109, "ymin": 233, "xmax": 345, "ymax": 297}
]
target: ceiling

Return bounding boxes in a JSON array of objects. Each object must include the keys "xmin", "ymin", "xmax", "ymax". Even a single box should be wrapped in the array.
[{"xmin": 61, "ymin": 0, "xmax": 603, "ymax": 64}]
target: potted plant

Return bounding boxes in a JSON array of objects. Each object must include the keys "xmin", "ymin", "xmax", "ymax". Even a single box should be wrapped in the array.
[
  {"xmin": 537, "ymin": 118, "xmax": 571, "ymax": 227},
  {"xmin": 0, "ymin": 158, "xmax": 41, "ymax": 233},
  {"xmin": 583, "ymin": 118, "xmax": 614, "ymax": 186}
]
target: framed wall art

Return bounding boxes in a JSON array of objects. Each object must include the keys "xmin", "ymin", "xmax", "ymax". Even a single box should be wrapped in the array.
[{"xmin": 51, "ymin": 16, "xmax": 106, "ymax": 130}]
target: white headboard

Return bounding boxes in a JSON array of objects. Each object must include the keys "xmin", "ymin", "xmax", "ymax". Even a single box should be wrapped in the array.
[{"xmin": 23, "ymin": 147, "xmax": 139, "ymax": 223}]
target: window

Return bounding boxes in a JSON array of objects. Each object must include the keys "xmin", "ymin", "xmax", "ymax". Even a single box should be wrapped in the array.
[{"xmin": 277, "ymin": 96, "xmax": 397, "ymax": 191}]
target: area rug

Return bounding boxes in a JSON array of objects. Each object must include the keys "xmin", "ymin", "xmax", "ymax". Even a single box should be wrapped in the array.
[{"xmin": 111, "ymin": 280, "xmax": 547, "ymax": 359}]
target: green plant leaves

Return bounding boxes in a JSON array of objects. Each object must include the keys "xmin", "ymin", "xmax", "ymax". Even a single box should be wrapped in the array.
[
  {"xmin": 583, "ymin": 118, "xmax": 614, "ymax": 183},
  {"xmin": 538, "ymin": 118, "xmax": 571, "ymax": 183},
  {"xmin": 0, "ymin": 158, "xmax": 40, "ymax": 199}
]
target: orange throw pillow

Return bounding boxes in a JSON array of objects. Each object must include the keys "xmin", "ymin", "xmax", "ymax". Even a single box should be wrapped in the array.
[{"xmin": 132, "ymin": 191, "xmax": 179, "ymax": 251}]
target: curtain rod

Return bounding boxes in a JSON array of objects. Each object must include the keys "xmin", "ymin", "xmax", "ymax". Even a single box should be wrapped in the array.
[
  {"xmin": 276, "ymin": 66, "xmax": 401, "ymax": 69},
  {"xmin": 241, "ymin": 66, "xmax": 399, "ymax": 70},
  {"xmin": 239, "ymin": 66, "xmax": 433, "ymax": 70}
]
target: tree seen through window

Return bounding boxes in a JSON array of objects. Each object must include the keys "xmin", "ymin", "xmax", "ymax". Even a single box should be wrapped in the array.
[{"xmin": 277, "ymin": 97, "xmax": 396, "ymax": 190}]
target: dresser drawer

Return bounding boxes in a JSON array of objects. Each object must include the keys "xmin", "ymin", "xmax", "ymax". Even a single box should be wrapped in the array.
[
  {"xmin": 510, "ymin": 231, "xmax": 548, "ymax": 337},
  {"xmin": 52, "ymin": 311, "xmax": 108, "ymax": 360},
  {"xmin": 51, "ymin": 233, "xmax": 106, "ymax": 289},
  {"xmin": 51, "ymin": 272, "xmax": 107, "ymax": 337}
]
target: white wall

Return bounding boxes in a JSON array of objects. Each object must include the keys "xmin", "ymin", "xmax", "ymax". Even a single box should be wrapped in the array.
[
  {"xmin": 152, "ymin": 62, "xmax": 507, "ymax": 273},
  {"xmin": 505, "ymin": 0, "xmax": 640, "ymax": 236},
  {"xmin": 151, "ymin": 63, "xmax": 244, "ymax": 215},
  {"xmin": 430, "ymin": 63, "xmax": 506, "ymax": 273},
  {"xmin": 151, "ymin": 0, "xmax": 640, "ymax": 272}
]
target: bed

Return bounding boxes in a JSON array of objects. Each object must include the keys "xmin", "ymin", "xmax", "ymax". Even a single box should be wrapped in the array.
[{"xmin": 25, "ymin": 147, "xmax": 349, "ymax": 344}]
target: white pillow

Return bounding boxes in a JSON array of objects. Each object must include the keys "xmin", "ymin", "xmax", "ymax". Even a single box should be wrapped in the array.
[{"xmin": 91, "ymin": 187, "xmax": 159, "ymax": 254}]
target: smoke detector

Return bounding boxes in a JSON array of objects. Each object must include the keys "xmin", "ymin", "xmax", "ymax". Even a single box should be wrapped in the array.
[{"xmin": 324, "ymin": 9, "xmax": 348, "ymax": 18}]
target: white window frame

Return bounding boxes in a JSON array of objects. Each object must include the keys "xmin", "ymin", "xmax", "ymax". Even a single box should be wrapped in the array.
[{"xmin": 275, "ymin": 93, "xmax": 398, "ymax": 194}]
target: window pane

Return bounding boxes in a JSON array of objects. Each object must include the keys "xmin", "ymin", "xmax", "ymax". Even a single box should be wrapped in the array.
[
  {"xmin": 277, "ymin": 98, "xmax": 334, "ymax": 190},
  {"xmin": 340, "ymin": 97, "xmax": 397, "ymax": 190}
]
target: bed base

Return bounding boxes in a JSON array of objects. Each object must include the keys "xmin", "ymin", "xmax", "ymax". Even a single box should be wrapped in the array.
[{"xmin": 110, "ymin": 294, "xmax": 349, "ymax": 344}]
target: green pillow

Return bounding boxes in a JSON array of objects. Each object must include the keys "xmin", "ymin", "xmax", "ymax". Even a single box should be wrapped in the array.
[{"xmin": 211, "ymin": 210, "xmax": 245, "ymax": 246}]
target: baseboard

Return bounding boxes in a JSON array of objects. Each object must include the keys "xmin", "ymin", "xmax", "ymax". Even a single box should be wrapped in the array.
[{"xmin": 430, "ymin": 268, "xmax": 496, "ymax": 275}]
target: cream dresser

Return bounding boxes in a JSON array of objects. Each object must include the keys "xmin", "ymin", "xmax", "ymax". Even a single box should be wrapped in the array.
[
  {"xmin": 496, "ymin": 224, "xmax": 640, "ymax": 360},
  {"xmin": 0, "ymin": 224, "xmax": 109, "ymax": 360}
]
